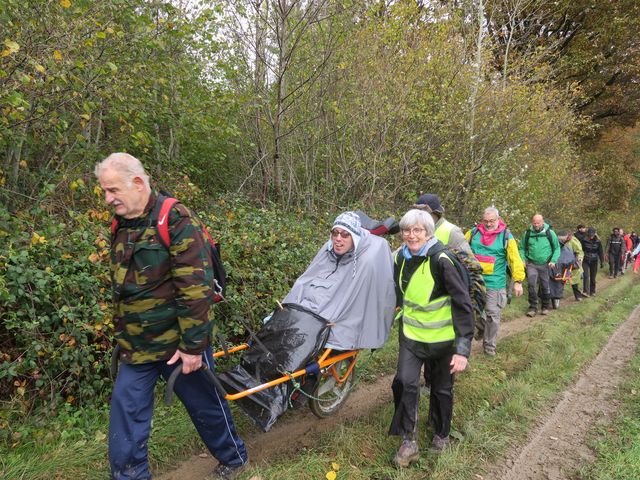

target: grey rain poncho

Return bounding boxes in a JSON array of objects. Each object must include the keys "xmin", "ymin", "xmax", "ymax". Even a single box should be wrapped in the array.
[{"xmin": 283, "ymin": 228, "xmax": 396, "ymax": 350}]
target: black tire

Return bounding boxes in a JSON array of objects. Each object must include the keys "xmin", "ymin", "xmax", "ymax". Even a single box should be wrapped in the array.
[{"xmin": 309, "ymin": 359, "xmax": 356, "ymax": 418}]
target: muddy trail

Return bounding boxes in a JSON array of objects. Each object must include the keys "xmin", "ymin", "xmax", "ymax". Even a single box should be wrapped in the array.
[
  {"xmin": 490, "ymin": 298, "xmax": 640, "ymax": 479},
  {"xmin": 158, "ymin": 277, "xmax": 622, "ymax": 480}
]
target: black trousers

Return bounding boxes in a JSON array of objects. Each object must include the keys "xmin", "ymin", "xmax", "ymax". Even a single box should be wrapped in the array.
[
  {"xmin": 583, "ymin": 258, "xmax": 598, "ymax": 295},
  {"xmin": 609, "ymin": 252, "xmax": 622, "ymax": 277},
  {"xmin": 389, "ymin": 339, "xmax": 454, "ymax": 439}
]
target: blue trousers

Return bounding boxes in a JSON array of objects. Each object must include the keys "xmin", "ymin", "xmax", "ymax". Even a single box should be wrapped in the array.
[{"xmin": 109, "ymin": 347, "xmax": 247, "ymax": 479}]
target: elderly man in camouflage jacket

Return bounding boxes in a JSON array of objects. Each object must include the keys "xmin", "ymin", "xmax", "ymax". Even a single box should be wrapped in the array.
[{"xmin": 96, "ymin": 153, "xmax": 247, "ymax": 480}]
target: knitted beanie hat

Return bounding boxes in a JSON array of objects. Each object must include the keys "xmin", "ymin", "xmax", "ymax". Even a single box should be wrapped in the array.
[{"xmin": 332, "ymin": 211, "xmax": 362, "ymax": 252}]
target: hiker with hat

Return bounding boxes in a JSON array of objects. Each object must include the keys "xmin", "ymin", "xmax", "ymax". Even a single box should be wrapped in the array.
[
  {"xmin": 582, "ymin": 227, "xmax": 604, "ymax": 296},
  {"xmin": 413, "ymin": 193, "xmax": 473, "ymax": 255},
  {"xmin": 574, "ymin": 224, "xmax": 587, "ymax": 250},
  {"xmin": 283, "ymin": 211, "xmax": 396, "ymax": 351},
  {"xmin": 388, "ymin": 209, "xmax": 473, "ymax": 466}
]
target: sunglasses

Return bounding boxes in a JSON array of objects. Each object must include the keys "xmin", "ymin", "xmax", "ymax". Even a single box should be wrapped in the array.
[{"xmin": 331, "ymin": 229, "xmax": 351, "ymax": 239}]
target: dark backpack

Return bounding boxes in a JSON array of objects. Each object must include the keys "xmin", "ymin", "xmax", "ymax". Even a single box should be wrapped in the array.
[
  {"xmin": 428, "ymin": 245, "xmax": 487, "ymax": 321},
  {"xmin": 523, "ymin": 226, "xmax": 556, "ymax": 263},
  {"xmin": 111, "ymin": 195, "xmax": 226, "ymax": 303}
]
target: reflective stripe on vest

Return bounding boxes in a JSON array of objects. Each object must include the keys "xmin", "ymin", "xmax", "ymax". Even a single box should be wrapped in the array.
[
  {"xmin": 435, "ymin": 219, "xmax": 455, "ymax": 246},
  {"xmin": 398, "ymin": 253, "xmax": 455, "ymax": 344}
]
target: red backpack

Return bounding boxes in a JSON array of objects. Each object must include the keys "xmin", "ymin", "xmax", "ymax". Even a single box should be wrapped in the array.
[{"xmin": 111, "ymin": 195, "xmax": 227, "ymax": 303}]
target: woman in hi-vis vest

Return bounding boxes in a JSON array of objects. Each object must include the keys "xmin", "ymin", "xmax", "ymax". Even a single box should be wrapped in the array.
[{"xmin": 388, "ymin": 209, "xmax": 474, "ymax": 468}]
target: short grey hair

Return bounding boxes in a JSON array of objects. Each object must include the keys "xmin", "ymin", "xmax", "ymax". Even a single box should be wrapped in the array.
[
  {"xmin": 94, "ymin": 152, "xmax": 150, "ymax": 188},
  {"xmin": 484, "ymin": 206, "xmax": 500, "ymax": 218},
  {"xmin": 399, "ymin": 209, "xmax": 435, "ymax": 237}
]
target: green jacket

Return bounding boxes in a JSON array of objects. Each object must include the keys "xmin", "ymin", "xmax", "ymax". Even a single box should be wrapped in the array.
[
  {"xmin": 110, "ymin": 193, "xmax": 215, "ymax": 364},
  {"xmin": 519, "ymin": 223, "xmax": 561, "ymax": 265}
]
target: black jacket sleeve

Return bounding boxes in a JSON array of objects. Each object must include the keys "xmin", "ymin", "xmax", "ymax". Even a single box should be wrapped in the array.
[{"xmin": 437, "ymin": 256, "xmax": 474, "ymax": 357}]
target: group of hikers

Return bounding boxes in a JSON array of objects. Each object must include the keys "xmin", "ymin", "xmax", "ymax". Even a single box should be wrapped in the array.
[{"xmin": 96, "ymin": 152, "xmax": 631, "ymax": 479}]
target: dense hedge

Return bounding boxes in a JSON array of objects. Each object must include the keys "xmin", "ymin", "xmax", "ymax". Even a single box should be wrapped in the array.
[{"xmin": 0, "ymin": 182, "xmax": 334, "ymax": 415}]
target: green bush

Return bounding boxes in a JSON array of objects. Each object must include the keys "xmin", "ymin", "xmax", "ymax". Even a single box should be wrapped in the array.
[{"xmin": 0, "ymin": 187, "xmax": 333, "ymax": 418}]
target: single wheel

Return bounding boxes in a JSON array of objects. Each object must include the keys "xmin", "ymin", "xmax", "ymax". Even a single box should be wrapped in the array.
[{"xmin": 309, "ymin": 359, "xmax": 356, "ymax": 418}]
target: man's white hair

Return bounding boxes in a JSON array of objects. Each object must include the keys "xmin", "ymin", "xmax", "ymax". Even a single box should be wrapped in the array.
[
  {"xmin": 399, "ymin": 209, "xmax": 435, "ymax": 237},
  {"xmin": 484, "ymin": 206, "xmax": 500, "ymax": 218},
  {"xmin": 94, "ymin": 152, "xmax": 150, "ymax": 188}
]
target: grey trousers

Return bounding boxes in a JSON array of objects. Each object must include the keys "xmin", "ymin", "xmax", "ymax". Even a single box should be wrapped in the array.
[
  {"xmin": 526, "ymin": 262, "xmax": 551, "ymax": 311},
  {"xmin": 483, "ymin": 288, "xmax": 507, "ymax": 353}
]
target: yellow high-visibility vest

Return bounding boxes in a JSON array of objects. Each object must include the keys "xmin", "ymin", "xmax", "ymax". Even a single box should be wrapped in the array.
[{"xmin": 397, "ymin": 253, "xmax": 455, "ymax": 343}]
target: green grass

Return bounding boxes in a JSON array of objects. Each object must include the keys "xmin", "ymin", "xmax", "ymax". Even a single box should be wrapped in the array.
[
  {"xmin": 575, "ymin": 345, "xmax": 640, "ymax": 479},
  {"xmin": 0, "ymin": 270, "xmax": 633, "ymax": 479}
]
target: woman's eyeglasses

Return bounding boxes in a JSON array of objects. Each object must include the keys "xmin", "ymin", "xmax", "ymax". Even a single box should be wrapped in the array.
[
  {"xmin": 331, "ymin": 229, "xmax": 351, "ymax": 239},
  {"xmin": 401, "ymin": 227, "xmax": 426, "ymax": 236}
]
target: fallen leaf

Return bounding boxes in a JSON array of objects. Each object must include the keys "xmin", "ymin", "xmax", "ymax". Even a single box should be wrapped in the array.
[
  {"xmin": 331, "ymin": 462, "xmax": 340, "ymax": 471},
  {"xmin": 326, "ymin": 471, "xmax": 336, "ymax": 480}
]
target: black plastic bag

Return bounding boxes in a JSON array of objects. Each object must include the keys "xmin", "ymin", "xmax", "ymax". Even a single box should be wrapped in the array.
[{"xmin": 218, "ymin": 304, "xmax": 330, "ymax": 431}]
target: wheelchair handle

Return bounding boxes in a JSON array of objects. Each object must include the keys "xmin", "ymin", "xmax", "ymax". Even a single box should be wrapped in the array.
[{"xmin": 164, "ymin": 363, "xmax": 229, "ymax": 406}]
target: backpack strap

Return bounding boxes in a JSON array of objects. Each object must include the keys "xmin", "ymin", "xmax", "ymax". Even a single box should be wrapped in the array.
[{"xmin": 156, "ymin": 197, "xmax": 178, "ymax": 249}]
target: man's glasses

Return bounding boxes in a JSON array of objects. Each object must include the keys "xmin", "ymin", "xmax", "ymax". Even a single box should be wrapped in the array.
[
  {"xmin": 401, "ymin": 227, "xmax": 426, "ymax": 236},
  {"xmin": 331, "ymin": 229, "xmax": 351, "ymax": 239}
]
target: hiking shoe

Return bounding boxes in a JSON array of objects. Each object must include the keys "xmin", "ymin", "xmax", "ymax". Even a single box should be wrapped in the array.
[
  {"xmin": 430, "ymin": 434, "xmax": 450, "ymax": 454},
  {"xmin": 540, "ymin": 309, "xmax": 550, "ymax": 315},
  {"xmin": 484, "ymin": 349, "xmax": 496, "ymax": 357},
  {"xmin": 392, "ymin": 439, "xmax": 420, "ymax": 467},
  {"xmin": 207, "ymin": 462, "xmax": 247, "ymax": 480},
  {"xmin": 526, "ymin": 310, "xmax": 536, "ymax": 317}
]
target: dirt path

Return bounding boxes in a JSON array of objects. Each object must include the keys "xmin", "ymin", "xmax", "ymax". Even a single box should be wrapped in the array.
[
  {"xmin": 488, "ymin": 302, "xmax": 640, "ymax": 480},
  {"xmin": 158, "ymin": 278, "xmax": 619, "ymax": 480}
]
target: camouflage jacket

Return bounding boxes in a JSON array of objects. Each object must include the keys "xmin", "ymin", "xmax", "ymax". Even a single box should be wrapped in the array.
[{"xmin": 110, "ymin": 193, "xmax": 216, "ymax": 364}]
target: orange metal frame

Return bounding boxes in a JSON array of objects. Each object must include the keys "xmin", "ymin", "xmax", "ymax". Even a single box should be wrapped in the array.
[{"xmin": 213, "ymin": 345, "xmax": 359, "ymax": 401}]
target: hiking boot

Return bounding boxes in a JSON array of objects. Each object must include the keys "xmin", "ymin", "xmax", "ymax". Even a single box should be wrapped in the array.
[
  {"xmin": 392, "ymin": 439, "xmax": 420, "ymax": 467},
  {"xmin": 526, "ymin": 310, "xmax": 536, "ymax": 317},
  {"xmin": 207, "ymin": 462, "xmax": 247, "ymax": 480},
  {"xmin": 540, "ymin": 309, "xmax": 550, "ymax": 315},
  {"xmin": 484, "ymin": 348, "xmax": 496, "ymax": 357},
  {"xmin": 430, "ymin": 434, "xmax": 450, "ymax": 453}
]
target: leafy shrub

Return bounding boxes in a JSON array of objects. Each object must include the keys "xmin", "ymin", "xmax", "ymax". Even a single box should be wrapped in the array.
[{"xmin": 0, "ymin": 184, "xmax": 334, "ymax": 417}]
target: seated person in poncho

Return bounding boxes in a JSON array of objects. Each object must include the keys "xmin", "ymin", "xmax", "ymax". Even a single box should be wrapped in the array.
[
  {"xmin": 218, "ymin": 211, "xmax": 396, "ymax": 431},
  {"xmin": 282, "ymin": 211, "xmax": 396, "ymax": 350}
]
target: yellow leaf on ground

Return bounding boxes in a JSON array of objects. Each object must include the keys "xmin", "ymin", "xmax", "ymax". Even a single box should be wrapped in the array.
[
  {"xmin": 19, "ymin": 160, "xmax": 27, "ymax": 168},
  {"xmin": 326, "ymin": 471, "xmax": 336, "ymax": 480},
  {"xmin": 4, "ymin": 40, "xmax": 20, "ymax": 53},
  {"xmin": 331, "ymin": 462, "xmax": 340, "ymax": 471},
  {"xmin": 31, "ymin": 232, "xmax": 47, "ymax": 245},
  {"xmin": 53, "ymin": 50, "xmax": 63, "ymax": 61},
  {"xmin": 35, "ymin": 64, "xmax": 46, "ymax": 74},
  {"xmin": 60, "ymin": 0, "xmax": 72, "ymax": 8}
]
